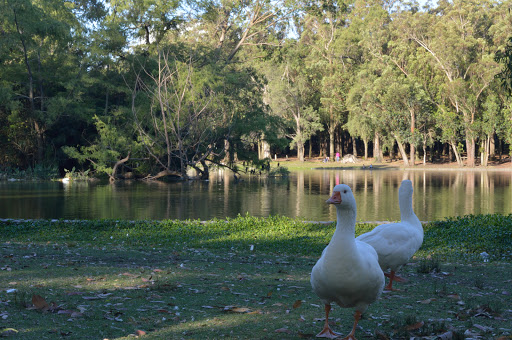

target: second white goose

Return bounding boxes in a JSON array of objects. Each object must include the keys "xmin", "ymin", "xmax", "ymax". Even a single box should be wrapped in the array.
[{"xmin": 356, "ymin": 179, "xmax": 423, "ymax": 291}]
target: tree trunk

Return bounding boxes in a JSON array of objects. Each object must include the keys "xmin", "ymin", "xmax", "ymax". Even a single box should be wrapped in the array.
[
  {"xmin": 31, "ymin": 121, "xmax": 44, "ymax": 164},
  {"xmin": 308, "ymin": 140, "xmax": 312, "ymax": 159},
  {"xmin": 394, "ymin": 134, "xmax": 409, "ymax": 166},
  {"xmin": 320, "ymin": 136, "xmax": 327, "ymax": 157},
  {"xmin": 200, "ymin": 159, "xmax": 209, "ymax": 180},
  {"xmin": 329, "ymin": 123, "xmax": 335, "ymax": 160},
  {"xmin": 225, "ymin": 139, "xmax": 232, "ymax": 162},
  {"xmin": 352, "ymin": 136, "xmax": 357, "ymax": 157},
  {"xmin": 373, "ymin": 132, "xmax": 383, "ymax": 162},
  {"xmin": 15, "ymin": 8, "xmax": 45, "ymax": 163},
  {"xmin": 490, "ymin": 133, "xmax": 495, "ymax": 159},
  {"xmin": 423, "ymin": 141, "xmax": 427, "ymax": 165},
  {"xmin": 363, "ymin": 138, "xmax": 368, "ymax": 160},
  {"xmin": 297, "ymin": 141, "xmax": 305, "ymax": 162},
  {"xmin": 409, "ymin": 108, "xmax": 416, "ymax": 167},
  {"xmin": 261, "ymin": 139, "xmax": 271, "ymax": 159},
  {"xmin": 144, "ymin": 169, "xmax": 182, "ymax": 180},
  {"xmin": 466, "ymin": 137, "xmax": 476, "ymax": 167},
  {"xmin": 481, "ymin": 136, "xmax": 490, "ymax": 167},
  {"xmin": 410, "ymin": 144, "xmax": 415, "ymax": 167},
  {"xmin": 191, "ymin": 159, "xmax": 210, "ymax": 180},
  {"xmin": 450, "ymin": 141, "xmax": 463, "ymax": 167},
  {"xmin": 110, "ymin": 152, "xmax": 131, "ymax": 182}
]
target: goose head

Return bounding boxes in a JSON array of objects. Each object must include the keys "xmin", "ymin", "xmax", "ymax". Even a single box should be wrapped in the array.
[
  {"xmin": 399, "ymin": 179, "xmax": 413, "ymax": 197},
  {"xmin": 326, "ymin": 184, "xmax": 357, "ymax": 213}
]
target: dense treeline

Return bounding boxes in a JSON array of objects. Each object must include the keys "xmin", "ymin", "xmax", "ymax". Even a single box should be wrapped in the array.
[{"xmin": 1, "ymin": 0, "xmax": 511, "ymax": 180}]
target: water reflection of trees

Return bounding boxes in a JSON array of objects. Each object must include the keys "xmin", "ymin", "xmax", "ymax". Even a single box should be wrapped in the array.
[
  {"xmin": 296, "ymin": 169, "xmax": 511, "ymax": 222},
  {"xmin": 1, "ymin": 169, "xmax": 511, "ymax": 221}
]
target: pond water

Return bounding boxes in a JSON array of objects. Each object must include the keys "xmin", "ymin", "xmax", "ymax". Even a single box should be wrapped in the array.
[{"xmin": 0, "ymin": 168, "xmax": 511, "ymax": 222}]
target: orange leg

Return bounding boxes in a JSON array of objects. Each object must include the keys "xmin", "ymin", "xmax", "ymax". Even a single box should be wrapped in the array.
[
  {"xmin": 316, "ymin": 304, "xmax": 341, "ymax": 339},
  {"xmin": 341, "ymin": 310, "xmax": 362, "ymax": 340},
  {"xmin": 384, "ymin": 271, "xmax": 407, "ymax": 291}
]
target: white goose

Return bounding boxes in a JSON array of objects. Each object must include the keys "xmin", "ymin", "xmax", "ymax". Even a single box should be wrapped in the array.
[
  {"xmin": 356, "ymin": 179, "xmax": 423, "ymax": 291},
  {"xmin": 311, "ymin": 184, "xmax": 384, "ymax": 339}
]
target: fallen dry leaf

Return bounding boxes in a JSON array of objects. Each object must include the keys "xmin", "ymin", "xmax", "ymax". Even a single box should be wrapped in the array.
[
  {"xmin": 157, "ymin": 309, "xmax": 173, "ymax": 314},
  {"xmin": 247, "ymin": 310, "xmax": 262, "ymax": 315},
  {"xmin": 222, "ymin": 306, "xmax": 251, "ymax": 313},
  {"xmin": 405, "ymin": 321, "xmax": 424, "ymax": 331},
  {"xmin": 274, "ymin": 328, "xmax": 292, "ymax": 334},
  {"xmin": 121, "ymin": 272, "xmax": 136, "ymax": 277},
  {"xmin": 135, "ymin": 330, "xmax": 146, "ymax": 336},
  {"xmin": 32, "ymin": 294, "xmax": 49, "ymax": 311},
  {"xmin": 293, "ymin": 300, "xmax": 302, "ymax": 309}
]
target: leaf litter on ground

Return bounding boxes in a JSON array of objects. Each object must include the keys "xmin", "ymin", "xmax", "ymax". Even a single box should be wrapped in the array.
[{"xmin": 0, "ymin": 215, "xmax": 511, "ymax": 339}]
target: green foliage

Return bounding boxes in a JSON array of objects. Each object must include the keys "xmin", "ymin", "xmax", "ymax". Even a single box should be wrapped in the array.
[
  {"xmin": 1, "ymin": 0, "xmax": 511, "ymax": 174},
  {"xmin": 495, "ymin": 37, "xmax": 512, "ymax": 94},
  {"xmin": 2, "ymin": 214, "xmax": 511, "ymax": 262},
  {"xmin": 0, "ymin": 164, "xmax": 59, "ymax": 180},
  {"xmin": 268, "ymin": 166, "xmax": 290, "ymax": 177},
  {"xmin": 63, "ymin": 167, "xmax": 90, "ymax": 180},
  {"xmin": 63, "ymin": 114, "xmax": 140, "ymax": 179},
  {"xmin": 419, "ymin": 214, "xmax": 512, "ymax": 261},
  {"xmin": 416, "ymin": 257, "xmax": 441, "ymax": 274}
]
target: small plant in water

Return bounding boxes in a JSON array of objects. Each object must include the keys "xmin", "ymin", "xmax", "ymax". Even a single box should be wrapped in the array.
[{"xmin": 64, "ymin": 167, "xmax": 90, "ymax": 180}]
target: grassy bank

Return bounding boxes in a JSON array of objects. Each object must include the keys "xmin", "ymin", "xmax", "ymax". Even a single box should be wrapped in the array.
[{"xmin": 0, "ymin": 215, "xmax": 511, "ymax": 339}]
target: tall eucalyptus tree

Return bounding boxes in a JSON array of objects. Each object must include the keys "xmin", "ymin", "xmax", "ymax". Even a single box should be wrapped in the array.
[
  {"xmin": 265, "ymin": 43, "xmax": 323, "ymax": 162},
  {"xmin": 299, "ymin": 0, "xmax": 351, "ymax": 159},
  {"xmin": 404, "ymin": 0, "xmax": 502, "ymax": 167}
]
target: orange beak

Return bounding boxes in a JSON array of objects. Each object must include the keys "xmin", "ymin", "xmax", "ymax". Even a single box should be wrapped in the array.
[{"xmin": 326, "ymin": 191, "xmax": 341, "ymax": 204}]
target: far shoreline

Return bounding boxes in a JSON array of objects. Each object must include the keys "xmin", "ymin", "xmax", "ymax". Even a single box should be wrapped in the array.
[{"xmin": 271, "ymin": 155, "xmax": 512, "ymax": 171}]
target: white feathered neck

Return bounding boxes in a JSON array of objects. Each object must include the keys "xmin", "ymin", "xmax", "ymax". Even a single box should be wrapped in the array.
[
  {"xmin": 399, "ymin": 180, "xmax": 420, "ymax": 225},
  {"xmin": 324, "ymin": 191, "xmax": 358, "ymax": 259}
]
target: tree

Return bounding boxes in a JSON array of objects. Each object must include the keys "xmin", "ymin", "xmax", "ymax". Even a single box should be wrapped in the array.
[
  {"xmin": 406, "ymin": 0, "xmax": 501, "ymax": 167},
  {"xmin": 62, "ymin": 114, "xmax": 140, "ymax": 181},
  {"xmin": 106, "ymin": 0, "xmax": 182, "ymax": 46},
  {"xmin": 130, "ymin": 51, "xmax": 225, "ymax": 179},
  {"xmin": 300, "ymin": 0, "xmax": 351, "ymax": 159},
  {"xmin": 346, "ymin": 63, "xmax": 384, "ymax": 162},
  {"xmin": 0, "ymin": 0, "xmax": 103, "ymax": 168},
  {"xmin": 266, "ymin": 44, "xmax": 323, "ymax": 161},
  {"xmin": 495, "ymin": 37, "xmax": 512, "ymax": 94}
]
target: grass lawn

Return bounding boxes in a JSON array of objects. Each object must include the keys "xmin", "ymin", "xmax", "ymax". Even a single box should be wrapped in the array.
[{"xmin": 0, "ymin": 215, "xmax": 511, "ymax": 339}]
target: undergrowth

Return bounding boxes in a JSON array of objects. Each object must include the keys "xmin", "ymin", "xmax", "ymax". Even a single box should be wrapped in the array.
[{"xmin": 1, "ymin": 213, "xmax": 511, "ymax": 262}]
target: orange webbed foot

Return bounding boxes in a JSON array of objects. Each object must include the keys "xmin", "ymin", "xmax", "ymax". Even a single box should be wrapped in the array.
[{"xmin": 316, "ymin": 326, "xmax": 341, "ymax": 338}]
